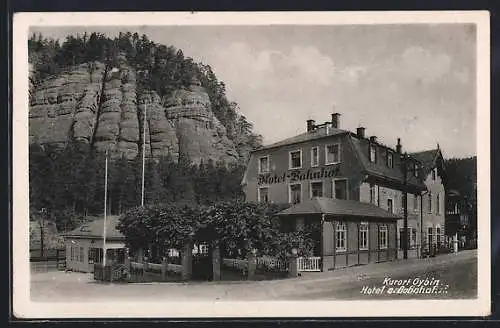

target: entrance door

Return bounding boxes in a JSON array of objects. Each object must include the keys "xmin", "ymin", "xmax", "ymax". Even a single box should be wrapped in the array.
[{"xmin": 191, "ymin": 242, "xmax": 213, "ymax": 281}]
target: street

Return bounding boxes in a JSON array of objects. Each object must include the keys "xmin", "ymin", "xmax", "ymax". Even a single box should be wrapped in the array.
[{"xmin": 30, "ymin": 250, "xmax": 477, "ymax": 302}]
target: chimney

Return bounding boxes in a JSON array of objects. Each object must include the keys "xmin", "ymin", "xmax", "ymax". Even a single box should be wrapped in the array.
[
  {"xmin": 369, "ymin": 136, "xmax": 377, "ymax": 143},
  {"xmin": 396, "ymin": 138, "xmax": 402, "ymax": 153},
  {"xmin": 356, "ymin": 127, "xmax": 366, "ymax": 138},
  {"xmin": 307, "ymin": 119, "xmax": 316, "ymax": 132},
  {"xmin": 331, "ymin": 113, "xmax": 341, "ymax": 129}
]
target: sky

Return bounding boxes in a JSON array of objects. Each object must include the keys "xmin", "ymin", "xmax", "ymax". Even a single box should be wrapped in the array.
[{"xmin": 32, "ymin": 24, "xmax": 477, "ymax": 158}]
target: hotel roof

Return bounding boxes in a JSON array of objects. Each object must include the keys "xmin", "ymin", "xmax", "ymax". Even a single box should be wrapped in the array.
[
  {"xmin": 278, "ymin": 197, "xmax": 400, "ymax": 220},
  {"xmin": 348, "ymin": 135, "xmax": 427, "ymax": 191},
  {"xmin": 252, "ymin": 125, "xmax": 349, "ymax": 152},
  {"xmin": 409, "ymin": 148, "xmax": 443, "ymax": 177}
]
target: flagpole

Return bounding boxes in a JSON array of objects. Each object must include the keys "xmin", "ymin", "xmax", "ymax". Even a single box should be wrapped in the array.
[
  {"xmin": 141, "ymin": 100, "xmax": 147, "ymax": 207},
  {"xmin": 103, "ymin": 148, "xmax": 108, "ymax": 267}
]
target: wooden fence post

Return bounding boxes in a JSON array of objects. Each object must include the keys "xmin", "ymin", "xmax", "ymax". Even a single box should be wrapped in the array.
[
  {"xmin": 161, "ymin": 257, "xmax": 167, "ymax": 281},
  {"xmin": 142, "ymin": 256, "xmax": 148, "ymax": 282},
  {"xmin": 212, "ymin": 242, "xmax": 221, "ymax": 282},
  {"xmin": 247, "ymin": 251, "xmax": 256, "ymax": 280},
  {"xmin": 288, "ymin": 254, "xmax": 299, "ymax": 278},
  {"xmin": 181, "ymin": 239, "xmax": 193, "ymax": 281}
]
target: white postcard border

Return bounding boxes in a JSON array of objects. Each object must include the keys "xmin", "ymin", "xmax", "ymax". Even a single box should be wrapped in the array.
[{"xmin": 12, "ymin": 11, "xmax": 491, "ymax": 318}]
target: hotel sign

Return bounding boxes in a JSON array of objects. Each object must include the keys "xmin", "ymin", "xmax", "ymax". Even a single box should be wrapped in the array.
[{"xmin": 258, "ymin": 166, "xmax": 340, "ymax": 185}]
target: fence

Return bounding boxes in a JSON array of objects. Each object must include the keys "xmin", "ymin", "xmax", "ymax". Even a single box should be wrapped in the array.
[
  {"xmin": 223, "ymin": 256, "xmax": 289, "ymax": 273},
  {"xmin": 256, "ymin": 256, "xmax": 288, "ymax": 272},
  {"xmin": 297, "ymin": 257, "xmax": 321, "ymax": 272},
  {"xmin": 222, "ymin": 258, "xmax": 248, "ymax": 271},
  {"xmin": 127, "ymin": 260, "xmax": 183, "ymax": 283},
  {"xmin": 30, "ymin": 248, "xmax": 66, "ymax": 272}
]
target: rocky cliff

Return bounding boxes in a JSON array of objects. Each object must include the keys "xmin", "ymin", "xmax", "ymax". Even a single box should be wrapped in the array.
[{"xmin": 29, "ymin": 54, "xmax": 240, "ymax": 164}]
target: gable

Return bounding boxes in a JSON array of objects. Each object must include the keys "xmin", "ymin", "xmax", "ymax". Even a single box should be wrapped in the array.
[{"xmin": 349, "ymin": 135, "xmax": 427, "ymax": 192}]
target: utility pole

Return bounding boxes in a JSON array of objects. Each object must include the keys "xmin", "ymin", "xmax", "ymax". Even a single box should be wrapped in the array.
[
  {"xmin": 402, "ymin": 152, "xmax": 408, "ymax": 260},
  {"xmin": 40, "ymin": 208, "xmax": 46, "ymax": 259},
  {"xmin": 103, "ymin": 149, "xmax": 109, "ymax": 267},
  {"xmin": 141, "ymin": 99, "xmax": 147, "ymax": 207}
]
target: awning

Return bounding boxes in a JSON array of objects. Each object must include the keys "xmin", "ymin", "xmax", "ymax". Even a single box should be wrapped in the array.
[{"xmin": 278, "ymin": 197, "xmax": 400, "ymax": 220}]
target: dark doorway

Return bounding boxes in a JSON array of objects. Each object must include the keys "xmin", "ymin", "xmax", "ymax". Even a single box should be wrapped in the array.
[{"xmin": 191, "ymin": 242, "xmax": 213, "ymax": 281}]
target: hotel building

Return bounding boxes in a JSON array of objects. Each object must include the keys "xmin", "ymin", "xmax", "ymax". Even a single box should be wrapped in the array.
[{"xmin": 242, "ymin": 113, "xmax": 446, "ymax": 268}]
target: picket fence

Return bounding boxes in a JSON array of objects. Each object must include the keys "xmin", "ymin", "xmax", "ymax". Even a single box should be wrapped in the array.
[{"xmin": 297, "ymin": 256, "xmax": 321, "ymax": 272}]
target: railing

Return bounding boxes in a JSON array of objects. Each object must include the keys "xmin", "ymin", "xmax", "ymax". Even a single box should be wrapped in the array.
[
  {"xmin": 223, "ymin": 258, "xmax": 248, "ymax": 271},
  {"xmin": 167, "ymin": 263, "xmax": 183, "ymax": 274},
  {"xmin": 112, "ymin": 263, "xmax": 128, "ymax": 281},
  {"xmin": 223, "ymin": 257, "xmax": 289, "ymax": 273},
  {"xmin": 297, "ymin": 257, "xmax": 321, "ymax": 272},
  {"xmin": 256, "ymin": 256, "xmax": 288, "ymax": 271}
]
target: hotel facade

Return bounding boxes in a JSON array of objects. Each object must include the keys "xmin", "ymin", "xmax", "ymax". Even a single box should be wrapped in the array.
[{"xmin": 242, "ymin": 113, "xmax": 446, "ymax": 267}]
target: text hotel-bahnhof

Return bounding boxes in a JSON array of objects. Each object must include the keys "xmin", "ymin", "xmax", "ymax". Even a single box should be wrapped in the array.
[{"xmin": 242, "ymin": 113, "xmax": 446, "ymax": 269}]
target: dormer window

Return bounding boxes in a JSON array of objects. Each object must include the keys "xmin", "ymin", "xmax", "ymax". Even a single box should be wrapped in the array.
[
  {"xmin": 369, "ymin": 144, "xmax": 377, "ymax": 163},
  {"xmin": 413, "ymin": 163, "xmax": 419, "ymax": 178},
  {"xmin": 432, "ymin": 168, "xmax": 437, "ymax": 180},
  {"xmin": 387, "ymin": 151, "xmax": 394, "ymax": 168},
  {"xmin": 258, "ymin": 155, "xmax": 270, "ymax": 173},
  {"xmin": 80, "ymin": 225, "xmax": 91, "ymax": 232}
]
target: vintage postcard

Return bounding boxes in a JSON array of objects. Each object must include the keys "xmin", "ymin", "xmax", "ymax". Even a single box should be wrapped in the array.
[{"xmin": 12, "ymin": 11, "xmax": 490, "ymax": 318}]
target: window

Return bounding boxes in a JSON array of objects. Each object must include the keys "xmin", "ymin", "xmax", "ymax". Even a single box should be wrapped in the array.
[
  {"xmin": 428, "ymin": 193, "xmax": 432, "ymax": 213},
  {"xmin": 89, "ymin": 248, "xmax": 103, "ymax": 263},
  {"xmin": 414, "ymin": 163, "xmax": 419, "ymax": 177},
  {"xmin": 258, "ymin": 187, "xmax": 269, "ymax": 203},
  {"xmin": 399, "ymin": 228, "xmax": 416, "ymax": 250},
  {"xmin": 387, "ymin": 199, "xmax": 393, "ymax": 214},
  {"xmin": 336, "ymin": 222, "xmax": 347, "ymax": 252},
  {"xmin": 398, "ymin": 228, "xmax": 405, "ymax": 250},
  {"xmin": 400, "ymin": 193, "xmax": 405, "ymax": 212},
  {"xmin": 88, "ymin": 248, "xmax": 95, "ymax": 264},
  {"xmin": 289, "ymin": 150, "xmax": 302, "ymax": 169},
  {"xmin": 311, "ymin": 147, "xmax": 319, "ymax": 167},
  {"xmin": 379, "ymin": 225, "xmax": 388, "ymax": 249},
  {"xmin": 359, "ymin": 223, "xmax": 369, "ymax": 250},
  {"xmin": 432, "ymin": 168, "xmax": 436, "ymax": 180},
  {"xmin": 436, "ymin": 193, "xmax": 440, "ymax": 214},
  {"xmin": 411, "ymin": 229, "xmax": 417, "ymax": 248},
  {"xmin": 310, "ymin": 181, "xmax": 323, "ymax": 198},
  {"xmin": 427, "ymin": 227, "xmax": 434, "ymax": 249},
  {"xmin": 387, "ymin": 151, "xmax": 394, "ymax": 168},
  {"xmin": 280, "ymin": 219, "xmax": 296, "ymax": 233},
  {"xmin": 334, "ymin": 179, "xmax": 348, "ymax": 200},
  {"xmin": 436, "ymin": 227, "xmax": 441, "ymax": 247},
  {"xmin": 168, "ymin": 249, "xmax": 180, "ymax": 257},
  {"xmin": 79, "ymin": 247, "xmax": 84, "ymax": 263},
  {"xmin": 258, "ymin": 156, "xmax": 270, "ymax": 173},
  {"xmin": 289, "ymin": 183, "xmax": 302, "ymax": 204},
  {"xmin": 194, "ymin": 243, "xmax": 209, "ymax": 255},
  {"xmin": 325, "ymin": 144, "xmax": 340, "ymax": 164},
  {"xmin": 70, "ymin": 246, "xmax": 75, "ymax": 261},
  {"xmin": 369, "ymin": 144, "xmax": 377, "ymax": 163},
  {"xmin": 370, "ymin": 183, "xmax": 376, "ymax": 204},
  {"xmin": 413, "ymin": 194, "xmax": 418, "ymax": 211}
]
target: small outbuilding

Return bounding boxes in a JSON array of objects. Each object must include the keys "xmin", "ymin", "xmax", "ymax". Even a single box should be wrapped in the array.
[
  {"xmin": 63, "ymin": 216, "xmax": 127, "ymax": 273},
  {"xmin": 278, "ymin": 197, "xmax": 399, "ymax": 271}
]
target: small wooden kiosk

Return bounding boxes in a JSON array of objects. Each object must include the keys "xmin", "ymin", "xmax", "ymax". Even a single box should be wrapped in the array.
[
  {"xmin": 63, "ymin": 215, "xmax": 127, "ymax": 273},
  {"xmin": 278, "ymin": 197, "xmax": 399, "ymax": 271}
]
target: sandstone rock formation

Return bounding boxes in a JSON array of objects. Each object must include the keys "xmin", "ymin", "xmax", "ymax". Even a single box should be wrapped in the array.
[
  {"xmin": 164, "ymin": 77, "xmax": 238, "ymax": 164},
  {"xmin": 29, "ymin": 59, "xmax": 240, "ymax": 164}
]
